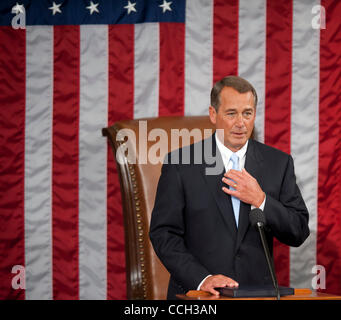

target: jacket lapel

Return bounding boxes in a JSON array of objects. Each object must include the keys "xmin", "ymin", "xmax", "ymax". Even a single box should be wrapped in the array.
[
  {"xmin": 201, "ymin": 134, "xmax": 238, "ymax": 237},
  {"xmin": 235, "ymin": 139, "xmax": 264, "ymax": 253}
]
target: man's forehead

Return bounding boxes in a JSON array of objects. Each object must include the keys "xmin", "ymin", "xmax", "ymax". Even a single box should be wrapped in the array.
[{"xmin": 220, "ymin": 87, "xmax": 255, "ymax": 107}]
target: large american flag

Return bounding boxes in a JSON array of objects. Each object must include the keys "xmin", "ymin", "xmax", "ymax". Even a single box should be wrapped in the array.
[{"xmin": 0, "ymin": 0, "xmax": 340, "ymax": 299}]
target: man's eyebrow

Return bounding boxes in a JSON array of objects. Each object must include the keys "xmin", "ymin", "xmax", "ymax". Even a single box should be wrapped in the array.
[{"xmin": 224, "ymin": 107, "xmax": 254, "ymax": 112}]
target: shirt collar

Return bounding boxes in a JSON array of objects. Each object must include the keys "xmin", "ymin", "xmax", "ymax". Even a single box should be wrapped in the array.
[{"xmin": 215, "ymin": 133, "xmax": 248, "ymax": 162}]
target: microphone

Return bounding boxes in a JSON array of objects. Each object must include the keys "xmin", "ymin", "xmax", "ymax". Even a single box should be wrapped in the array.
[{"xmin": 249, "ymin": 208, "xmax": 280, "ymax": 300}]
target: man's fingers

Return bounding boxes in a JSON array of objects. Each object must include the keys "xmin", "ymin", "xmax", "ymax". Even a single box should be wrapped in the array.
[
  {"xmin": 200, "ymin": 275, "xmax": 239, "ymax": 296},
  {"xmin": 228, "ymin": 281, "xmax": 239, "ymax": 287},
  {"xmin": 224, "ymin": 170, "xmax": 243, "ymax": 181},
  {"xmin": 212, "ymin": 281, "xmax": 239, "ymax": 296},
  {"xmin": 225, "ymin": 169, "xmax": 256, "ymax": 184},
  {"xmin": 208, "ymin": 288, "xmax": 220, "ymax": 296},
  {"xmin": 222, "ymin": 177, "xmax": 238, "ymax": 188},
  {"xmin": 211, "ymin": 277, "xmax": 239, "ymax": 289},
  {"xmin": 222, "ymin": 186, "xmax": 239, "ymax": 197},
  {"xmin": 224, "ymin": 279, "xmax": 239, "ymax": 288}
]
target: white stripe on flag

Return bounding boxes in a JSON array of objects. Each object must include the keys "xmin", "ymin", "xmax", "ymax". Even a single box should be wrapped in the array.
[
  {"xmin": 79, "ymin": 25, "xmax": 108, "ymax": 300},
  {"xmin": 25, "ymin": 26, "xmax": 53, "ymax": 300},
  {"xmin": 134, "ymin": 23, "xmax": 160, "ymax": 119},
  {"xmin": 238, "ymin": 0, "xmax": 266, "ymax": 143},
  {"xmin": 290, "ymin": 0, "xmax": 320, "ymax": 289},
  {"xmin": 185, "ymin": 0, "xmax": 213, "ymax": 115}
]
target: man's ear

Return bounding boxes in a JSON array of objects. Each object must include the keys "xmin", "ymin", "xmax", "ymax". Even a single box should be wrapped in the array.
[{"xmin": 209, "ymin": 106, "xmax": 217, "ymax": 125}]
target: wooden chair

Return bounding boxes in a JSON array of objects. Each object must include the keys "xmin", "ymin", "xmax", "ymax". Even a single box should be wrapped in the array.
[{"xmin": 102, "ymin": 116, "xmax": 215, "ymax": 299}]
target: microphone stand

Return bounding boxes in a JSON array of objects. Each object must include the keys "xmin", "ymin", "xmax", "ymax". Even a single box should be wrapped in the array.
[{"xmin": 257, "ymin": 221, "xmax": 280, "ymax": 301}]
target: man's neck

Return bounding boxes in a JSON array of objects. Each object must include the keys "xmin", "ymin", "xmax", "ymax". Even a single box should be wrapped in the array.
[{"xmin": 215, "ymin": 133, "xmax": 248, "ymax": 155}]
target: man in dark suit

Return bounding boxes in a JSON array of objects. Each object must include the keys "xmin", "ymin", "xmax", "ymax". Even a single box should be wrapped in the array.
[{"xmin": 149, "ymin": 76, "xmax": 310, "ymax": 299}]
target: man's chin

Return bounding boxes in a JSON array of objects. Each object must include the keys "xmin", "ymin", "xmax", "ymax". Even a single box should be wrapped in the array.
[{"xmin": 226, "ymin": 139, "xmax": 247, "ymax": 151}]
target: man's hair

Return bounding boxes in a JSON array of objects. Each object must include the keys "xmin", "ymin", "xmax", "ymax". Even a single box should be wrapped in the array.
[{"xmin": 210, "ymin": 75, "xmax": 258, "ymax": 111}]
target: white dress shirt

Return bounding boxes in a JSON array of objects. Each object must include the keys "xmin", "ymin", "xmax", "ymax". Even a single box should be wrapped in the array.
[
  {"xmin": 215, "ymin": 133, "xmax": 248, "ymax": 172},
  {"xmin": 197, "ymin": 135, "xmax": 266, "ymax": 290}
]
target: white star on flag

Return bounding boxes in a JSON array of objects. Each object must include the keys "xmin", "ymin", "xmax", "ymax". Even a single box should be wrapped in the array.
[
  {"xmin": 86, "ymin": 1, "xmax": 99, "ymax": 15},
  {"xmin": 12, "ymin": 3, "xmax": 25, "ymax": 14},
  {"xmin": 124, "ymin": 1, "xmax": 137, "ymax": 15},
  {"xmin": 49, "ymin": 2, "xmax": 62, "ymax": 15},
  {"xmin": 159, "ymin": 0, "xmax": 172, "ymax": 13}
]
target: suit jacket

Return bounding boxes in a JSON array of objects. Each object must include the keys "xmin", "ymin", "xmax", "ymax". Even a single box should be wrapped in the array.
[{"xmin": 149, "ymin": 134, "xmax": 310, "ymax": 299}]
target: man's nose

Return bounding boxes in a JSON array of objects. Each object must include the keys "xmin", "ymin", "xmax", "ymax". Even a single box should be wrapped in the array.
[{"xmin": 235, "ymin": 114, "xmax": 244, "ymax": 127}]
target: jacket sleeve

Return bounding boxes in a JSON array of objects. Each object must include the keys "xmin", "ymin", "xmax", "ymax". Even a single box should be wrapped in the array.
[
  {"xmin": 149, "ymin": 161, "xmax": 210, "ymax": 291},
  {"xmin": 264, "ymin": 155, "xmax": 310, "ymax": 247}
]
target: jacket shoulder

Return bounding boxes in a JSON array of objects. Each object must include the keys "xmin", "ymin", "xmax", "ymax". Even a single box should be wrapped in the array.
[{"xmin": 250, "ymin": 139, "xmax": 290, "ymax": 160}]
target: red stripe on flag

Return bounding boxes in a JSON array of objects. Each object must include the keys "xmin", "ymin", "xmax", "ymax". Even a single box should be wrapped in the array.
[
  {"xmin": 107, "ymin": 24, "xmax": 135, "ymax": 299},
  {"xmin": 0, "ymin": 27, "xmax": 26, "ymax": 300},
  {"xmin": 317, "ymin": 0, "xmax": 341, "ymax": 295},
  {"xmin": 265, "ymin": 0, "xmax": 293, "ymax": 286},
  {"xmin": 159, "ymin": 23, "xmax": 185, "ymax": 117},
  {"xmin": 213, "ymin": 0, "xmax": 239, "ymax": 83},
  {"xmin": 52, "ymin": 26, "xmax": 80, "ymax": 300}
]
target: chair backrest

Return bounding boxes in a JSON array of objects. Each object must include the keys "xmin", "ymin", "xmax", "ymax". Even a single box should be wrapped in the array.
[{"xmin": 102, "ymin": 116, "xmax": 215, "ymax": 299}]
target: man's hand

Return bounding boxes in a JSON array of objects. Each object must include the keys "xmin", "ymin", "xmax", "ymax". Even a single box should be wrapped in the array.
[
  {"xmin": 200, "ymin": 274, "xmax": 239, "ymax": 296},
  {"xmin": 222, "ymin": 168, "xmax": 265, "ymax": 208}
]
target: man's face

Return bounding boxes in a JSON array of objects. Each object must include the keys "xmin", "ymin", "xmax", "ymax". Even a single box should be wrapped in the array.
[{"xmin": 209, "ymin": 86, "xmax": 256, "ymax": 152}]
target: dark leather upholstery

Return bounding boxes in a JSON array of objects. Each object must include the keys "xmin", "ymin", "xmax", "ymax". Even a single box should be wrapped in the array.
[{"xmin": 102, "ymin": 116, "xmax": 214, "ymax": 299}]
